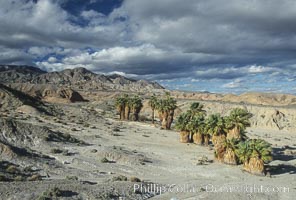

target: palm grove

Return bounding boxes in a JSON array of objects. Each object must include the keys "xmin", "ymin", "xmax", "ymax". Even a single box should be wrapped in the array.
[{"xmin": 115, "ymin": 94, "xmax": 272, "ymax": 176}]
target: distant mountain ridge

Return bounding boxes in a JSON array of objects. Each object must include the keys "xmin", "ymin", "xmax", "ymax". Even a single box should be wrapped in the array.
[
  {"xmin": 0, "ymin": 65, "xmax": 46, "ymax": 83},
  {"xmin": 0, "ymin": 65, "xmax": 164, "ymax": 91},
  {"xmin": 171, "ymin": 91, "xmax": 296, "ymax": 106}
]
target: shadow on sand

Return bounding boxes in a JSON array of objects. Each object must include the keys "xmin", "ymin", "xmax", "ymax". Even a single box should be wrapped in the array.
[{"xmin": 267, "ymin": 146, "xmax": 296, "ymax": 175}]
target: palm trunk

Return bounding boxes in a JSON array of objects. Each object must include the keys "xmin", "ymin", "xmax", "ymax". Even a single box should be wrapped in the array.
[
  {"xmin": 166, "ymin": 110, "xmax": 174, "ymax": 130},
  {"xmin": 120, "ymin": 106, "xmax": 125, "ymax": 120},
  {"xmin": 212, "ymin": 134, "xmax": 226, "ymax": 146},
  {"xmin": 223, "ymin": 148, "xmax": 237, "ymax": 165},
  {"xmin": 158, "ymin": 111, "xmax": 163, "ymax": 122},
  {"xmin": 193, "ymin": 132, "xmax": 203, "ymax": 145},
  {"xmin": 215, "ymin": 144, "xmax": 226, "ymax": 162},
  {"xmin": 204, "ymin": 134, "xmax": 210, "ymax": 146},
  {"xmin": 133, "ymin": 108, "xmax": 141, "ymax": 121},
  {"xmin": 213, "ymin": 134, "xmax": 226, "ymax": 162},
  {"xmin": 211, "ymin": 135, "xmax": 218, "ymax": 146},
  {"xmin": 134, "ymin": 113, "xmax": 139, "ymax": 121},
  {"xmin": 227, "ymin": 126, "xmax": 241, "ymax": 140},
  {"xmin": 117, "ymin": 106, "xmax": 122, "ymax": 120},
  {"xmin": 180, "ymin": 131, "xmax": 190, "ymax": 143},
  {"xmin": 243, "ymin": 157, "xmax": 265, "ymax": 176},
  {"xmin": 152, "ymin": 109, "xmax": 155, "ymax": 124},
  {"xmin": 189, "ymin": 132, "xmax": 194, "ymax": 143},
  {"xmin": 161, "ymin": 111, "xmax": 168, "ymax": 129},
  {"xmin": 124, "ymin": 105, "xmax": 130, "ymax": 120}
]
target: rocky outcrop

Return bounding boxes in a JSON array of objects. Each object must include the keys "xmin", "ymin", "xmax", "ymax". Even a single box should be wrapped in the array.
[
  {"xmin": 6, "ymin": 83, "xmax": 85, "ymax": 103},
  {"xmin": 271, "ymin": 110, "xmax": 287, "ymax": 130},
  {"xmin": 0, "ymin": 83, "xmax": 50, "ymax": 114},
  {"xmin": 0, "ymin": 142, "xmax": 17, "ymax": 159},
  {"xmin": 56, "ymin": 88, "xmax": 85, "ymax": 102},
  {"xmin": 0, "ymin": 118, "xmax": 55, "ymax": 148},
  {"xmin": 42, "ymin": 87, "xmax": 85, "ymax": 103},
  {"xmin": 0, "ymin": 118, "xmax": 85, "ymax": 149}
]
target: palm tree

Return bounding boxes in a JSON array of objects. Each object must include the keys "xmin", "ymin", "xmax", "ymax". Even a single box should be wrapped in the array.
[
  {"xmin": 205, "ymin": 114, "xmax": 226, "ymax": 145},
  {"xmin": 148, "ymin": 94, "xmax": 158, "ymax": 124},
  {"xmin": 166, "ymin": 95, "xmax": 177, "ymax": 129},
  {"xmin": 205, "ymin": 114, "xmax": 227, "ymax": 162},
  {"xmin": 115, "ymin": 96, "xmax": 126, "ymax": 120},
  {"xmin": 156, "ymin": 93, "xmax": 177, "ymax": 130},
  {"xmin": 188, "ymin": 102, "xmax": 206, "ymax": 117},
  {"xmin": 187, "ymin": 113, "xmax": 205, "ymax": 145},
  {"xmin": 223, "ymin": 139, "xmax": 240, "ymax": 165},
  {"xmin": 175, "ymin": 112, "xmax": 191, "ymax": 143},
  {"xmin": 130, "ymin": 95, "xmax": 143, "ymax": 121},
  {"xmin": 236, "ymin": 139, "xmax": 272, "ymax": 175},
  {"xmin": 225, "ymin": 108, "xmax": 252, "ymax": 140},
  {"xmin": 156, "ymin": 98, "xmax": 168, "ymax": 129}
]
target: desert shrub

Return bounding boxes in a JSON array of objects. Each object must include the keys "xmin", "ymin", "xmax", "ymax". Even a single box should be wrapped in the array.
[
  {"xmin": 101, "ymin": 157, "xmax": 109, "ymax": 163},
  {"xmin": 130, "ymin": 177, "xmax": 141, "ymax": 182},
  {"xmin": 38, "ymin": 187, "xmax": 62, "ymax": 200},
  {"xmin": 43, "ymin": 135, "xmax": 50, "ymax": 141},
  {"xmin": 90, "ymin": 149, "xmax": 98, "ymax": 153},
  {"xmin": 50, "ymin": 148, "xmax": 63, "ymax": 154},
  {"xmin": 0, "ymin": 175, "xmax": 9, "ymax": 182},
  {"xmin": 62, "ymin": 150, "xmax": 70, "ymax": 156},
  {"xmin": 45, "ymin": 132, "xmax": 85, "ymax": 145},
  {"xmin": 62, "ymin": 133, "xmax": 71, "ymax": 139},
  {"xmin": 83, "ymin": 123, "xmax": 90, "ymax": 128},
  {"xmin": 27, "ymin": 174, "xmax": 42, "ymax": 181},
  {"xmin": 112, "ymin": 175, "xmax": 127, "ymax": 182},
  {"xmin": 23, "ymin": 166, "xmax": 33, "ymax": 172},
  {"xmin": 6, "ymin": 165, "xmax": 19, "ymax": 174},
  {"xmin": 66, "ymin": 176, "xmax": 78, "ymax": 181},
  {"xmin": 112, "ymin": 127, "xmax": 120, "ymax": 132},
  {"xmin": 14, "ymin": 176, "xmax": 24, "ymax": 181}
]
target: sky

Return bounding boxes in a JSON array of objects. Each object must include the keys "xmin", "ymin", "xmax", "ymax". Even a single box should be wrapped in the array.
[{"xmin": 1, "ymin": 0, "xmax": 296, "ymax": 94}]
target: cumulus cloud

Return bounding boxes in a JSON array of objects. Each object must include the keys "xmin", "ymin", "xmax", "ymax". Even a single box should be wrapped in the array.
[
  {"xmin": 0, "ymin": 0, "xmax": 125, "ymax": 49},
  {"xmin": 121, "ymin": 0, "xmax": 296, "ymax": 54},
  {"xmin": 0, "ymin": 47, "xmax": 33, "ymax": 64},
  {"xmin": 0, "ymin": 0, "xmax": 296, "ymax": 93}
]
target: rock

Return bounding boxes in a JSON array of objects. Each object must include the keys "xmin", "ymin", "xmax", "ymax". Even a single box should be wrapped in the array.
[
  {"xmin": 16, "ymin": 105, "xmax": 40, "ymax": 115},
  {"xmin": 90, "ymin": 149, "xmax": 98, "ymax": 153},
  {"xmin": 55, "ymin": 88, "xmax": 85, "ymax": 102}
]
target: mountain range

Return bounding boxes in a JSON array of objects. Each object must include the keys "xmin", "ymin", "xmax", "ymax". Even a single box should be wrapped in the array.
[
  {"xmin": 1, "ymin": 65, "xmax": 296, "ymax": 106},
  {"xmin": 0, "ymin": 65, "xmax": 164, "ymax": 91}
]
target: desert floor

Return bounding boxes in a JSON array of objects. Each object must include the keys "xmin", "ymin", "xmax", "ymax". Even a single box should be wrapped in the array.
[{"xmin": 0, "ymin": 102, "xmax": 296, "ymax": 200}]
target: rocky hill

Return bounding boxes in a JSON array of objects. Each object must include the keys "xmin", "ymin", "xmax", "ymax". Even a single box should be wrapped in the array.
[
  {"xmin": 0, "ymin": 65, "xmax": 45, "ymax": 83},
  {"xmin": 0, "ymin": 65, "xmax": 164, "ymax": 92},
  {"xmin": 0, "ymin": 83, "xmax": 53, "ymax": 115},
  {"xmin": 6, "ymin": 83, "xmax": 86, "ymax": 103}
]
